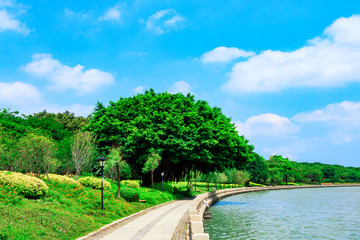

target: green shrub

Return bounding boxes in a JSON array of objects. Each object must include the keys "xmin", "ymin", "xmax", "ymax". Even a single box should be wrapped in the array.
[
  {"xmin": 42, "ymin": 174, "xmax": 81, "ymax": 188},
  {"xmin": 78, "ymin": 177, "xmax": 111, "ymax": 190},
  {"xmin": 120, "ymin": 188, "xmax": 140, "ymax": 202},
  {"xmin": 0, "ymin": 171, "xmax": 48, "ymax": 198},
  {"xmin": 123, "ymin": 180, "xmax": 140, "ymax": 188},
  {"xmin": 154, "ymin": 182, "xmax": 175, "ymax": 193}
]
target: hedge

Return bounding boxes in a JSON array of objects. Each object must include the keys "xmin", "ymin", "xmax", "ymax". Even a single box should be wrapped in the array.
[{"xmin": 0, "ymin": 171, "xmax": 48, "ymax": 198}]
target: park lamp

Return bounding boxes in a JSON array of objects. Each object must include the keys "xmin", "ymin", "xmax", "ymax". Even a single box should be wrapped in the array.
[
  {"xmin": 98, "ymin": 155, "xmax": 107, "ymax": 168},
  {"xmin": 161, "ymin": 172, "xmax": 165, "ymax": 192},
  {"xmin": 97, "ymin": 155, "xmax": 107, "ymax": 210}
]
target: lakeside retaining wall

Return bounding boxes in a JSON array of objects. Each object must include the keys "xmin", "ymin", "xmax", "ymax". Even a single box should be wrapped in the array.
[{"xmin": 183, "ymin": 184, "xmax": 360, "ymax": 240}]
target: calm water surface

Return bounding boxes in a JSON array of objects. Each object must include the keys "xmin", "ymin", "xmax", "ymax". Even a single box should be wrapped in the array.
[{"xmin": 204, "ymin": 187, "xmax": 360, "ymax": 240}]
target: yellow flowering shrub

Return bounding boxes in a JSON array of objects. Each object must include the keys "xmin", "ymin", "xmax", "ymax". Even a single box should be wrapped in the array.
[
  {"xmin": 78, "ymin": 177, "xmax": 111, "ymax": 190},
  {"xmin": 41, "ymin": 174, "xmax": 81, "ymax": 188},
  {"xmin": 0, "ymin": 171, "xmax": 48, "ymax": 198},
  {"xmin": 122, "ymin": 180, "xmax": 140, "ymax": 188}
]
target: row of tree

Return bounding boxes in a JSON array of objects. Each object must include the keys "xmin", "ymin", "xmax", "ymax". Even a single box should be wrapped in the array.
[
  {"xmin": 245, "ymin": 155, "xmax": 360, "ymax": 185},
  {"xmin": 1, "ymin": 90, "xmax": 360, "ymax": 190}
]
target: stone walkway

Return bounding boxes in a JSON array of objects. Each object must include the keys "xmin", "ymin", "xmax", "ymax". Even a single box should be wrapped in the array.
[{"xmin": 79, "ymin": 199, "xmax": 193, "ymax": 240}]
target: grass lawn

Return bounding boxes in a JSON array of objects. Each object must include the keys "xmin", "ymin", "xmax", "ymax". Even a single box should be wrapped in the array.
[{"xmin": 0, "ymin": 177, "xmax": 178, "ymax": 240}]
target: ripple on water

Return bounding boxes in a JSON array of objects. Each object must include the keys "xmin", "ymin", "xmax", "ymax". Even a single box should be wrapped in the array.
[{"xmin": 204, "ymin": 187, "xmax": 360, "ymax": 240}]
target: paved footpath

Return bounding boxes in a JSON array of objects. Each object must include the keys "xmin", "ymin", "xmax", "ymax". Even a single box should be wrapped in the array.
[{"xmin": 81, "ymin": 199, "xmax": 193, "ymax": 240}]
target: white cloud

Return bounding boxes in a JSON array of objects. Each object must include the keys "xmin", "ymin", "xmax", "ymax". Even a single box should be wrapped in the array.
[
  {"xmin": 293, "ymin": 100, "xmax": 360, "ymax": 127},
  {"xmin": 222, "ymin": 15, "xmax": 360, "ymax": 93},
  {"xmin": 99, "ymin": 5, "xmax": 122, "ymax": 22},
  {"xmin": 145, "ymin": 9, "xmax": 186, "ymax": 34},
  {"xmin": 63, "ymin": 8, "xmax": 89, "ymax": 20},
  {"xmin": 235, "ymin": 113, "xmax": 298, "ymax": 138},
  {"xmin": 0, "ymin": 9, "xmax": 30, "ymax": 34},
  {"xmin": 200, "ymin": 47, "xmax": 255, "ymax": 63},
  {"xmin": 293, "ymin": 100, "xmax": 360, "ymax": 144},
  {"xmin": 133, "ymin": 85, "xmax": 145, "ymax": 94},
  {"xmin": 0, "ymin": 81, "xmax": 41, "ymax": 105},
  {"xmin": 22, "ymin": 54, "xmax": 114, "ymax": 94},
  {"xmin": 168, "ymin": 81, "xmax": 191, "ymax": 95}
]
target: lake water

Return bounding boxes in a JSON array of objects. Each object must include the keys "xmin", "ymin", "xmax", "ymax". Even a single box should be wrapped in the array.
[{"xmin": 204, "ymin": 187, "xmax": 360, "ymax": 240}]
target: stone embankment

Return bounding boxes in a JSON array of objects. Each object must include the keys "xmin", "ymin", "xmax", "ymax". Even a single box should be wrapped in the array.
[{"xmin": 181, "ymin": 184, "xmax": 360, "ymax": 240}]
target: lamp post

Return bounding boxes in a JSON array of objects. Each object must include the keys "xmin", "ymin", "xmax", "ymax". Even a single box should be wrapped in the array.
[
  {"xmin": 207, "ymin": 178, "xmax": 209, "ymax": 191},
  {"xmin": 161, "ymin": 172, "xmax": 164, "ymax": 192},
  {"xmin": 97, "ymin": 155, "xmax": 107, "ymax": 210}
]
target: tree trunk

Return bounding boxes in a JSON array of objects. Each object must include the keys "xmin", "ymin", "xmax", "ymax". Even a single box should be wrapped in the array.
[
  {"xmin": 116, "ymin": 163, "xmax": 121, "ymax": 199},
  {"xmin": 151, "ymin": 170, "xmax": 154, "ymax": 189}
]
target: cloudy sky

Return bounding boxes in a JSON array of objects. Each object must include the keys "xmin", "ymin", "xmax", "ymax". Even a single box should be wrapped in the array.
[{"xmin": 1, "ymin": 0, "xmax": 360, "ymax": 166}]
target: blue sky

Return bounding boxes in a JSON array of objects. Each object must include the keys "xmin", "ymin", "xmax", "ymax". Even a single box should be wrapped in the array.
[{"xmin": 1, "ymin": 0, "xmax": 360, "ymax": 167}]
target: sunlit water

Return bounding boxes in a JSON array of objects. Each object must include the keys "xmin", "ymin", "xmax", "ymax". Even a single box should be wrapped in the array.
[{"xmin": 204, "ymin": 187, "xmax": 360, "ymax": 240}]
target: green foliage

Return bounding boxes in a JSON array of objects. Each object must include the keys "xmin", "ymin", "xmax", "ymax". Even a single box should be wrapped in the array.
[
  {"xmin": 32, "ymin": 110, "xmax": 90, "ymax": 133},
  {"xmin": 120, "ymin": 188, "xmax": 140, "ymax": 202},
  {"xmin": 0, "ymin": 184, "xmax": 23, "ymax": 205},
  {"xmin": 87, "ymin": 89, "xmax": 255, "ymax": 182},
  {"xmin": 224, "ymin": 168, "xmax": 251, "ymax": 185},
  {"xmin": 0, "ymin": 171, "xmax": 48, "ymax": 198},
  {"xmin": 142, "ymin": 151, "xmax": 161, "ymax": 174},
  {"xmin": 0, "ymin": 177, "xmax": 158, "ymax": 240},
  {"xmin": 246, "ymin": 153, "xmax": 270, "ymax": 184},
  {"xmin": 267, "ymin": 155, "xmax": 294, "ymax": 185},
  {"xmin": 71, "ymin": 131, "xmax": 96, "ymax": 179},
  {"xmin": 41, "ymin": 174, "xmax": 81, "ymax": 188},
  {"xmin": 78, "ymin": 177, "xmax": 111, "ymax": 190},
  {"xmin": 17, "ymin": 133, "xmax": 58, "ymax": 177},
  {"xmin": 154, "ymin": 182, "xmax": 176, "ymax": 193},
  {"xmin": 123, "ymin": 180, "xmax": 140, "ymax": 188},
  {"xmin": 216, "ymin": 172, "xmax": 228, "ymax": 183}
]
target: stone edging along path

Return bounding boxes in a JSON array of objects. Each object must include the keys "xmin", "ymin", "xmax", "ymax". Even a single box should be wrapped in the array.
[{"xmin": 182, "ymin": 184, "xmax": 360, "ymax": 240}]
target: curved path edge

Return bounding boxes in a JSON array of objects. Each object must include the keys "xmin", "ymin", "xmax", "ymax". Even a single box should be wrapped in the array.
[{"xmin": 182, "ymin": 184, "xmax": 360, "ymax": 240}]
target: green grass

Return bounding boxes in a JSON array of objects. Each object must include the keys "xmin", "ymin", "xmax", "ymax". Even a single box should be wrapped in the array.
[{"xmin": 0, "ymin": 177, "xmax": 180, "ymax": 240}]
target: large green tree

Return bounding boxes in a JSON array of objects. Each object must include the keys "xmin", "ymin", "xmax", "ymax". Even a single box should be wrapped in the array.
[
  {"xmin": 87, "ymin": 89, "xmax": 254, "ymax": 184},
  {"xmin": 246, "ymin": 153, "xmax": 269, "ymax": 184}
]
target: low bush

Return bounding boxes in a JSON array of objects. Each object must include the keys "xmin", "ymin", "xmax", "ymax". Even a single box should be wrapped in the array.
[
  {"xmin": 42, "ymin": 174, "xmax": 81, "ymax": 188},
  {"xmin": 120, "ymin": 188, "xmax": 140, "ymax": 202},
  {"xmin": 123, "ymin": 180, "xmax": 140, "ymax": 188},
  {"xmin": 0, "ymin": 171, "xmax": 48, "ymax": 198},
  {"xmin": 154, "ymin": 182, "xmax": 175, "ymax": 193},
  {"xmin": 78, "ymin": 177, "xmax": 111, "ymax": 190}
]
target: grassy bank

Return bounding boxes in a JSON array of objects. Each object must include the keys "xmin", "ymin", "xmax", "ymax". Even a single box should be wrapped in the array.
[{"xmin": 0, "ymin": 176, "xmax": 180, "ymax": 240}]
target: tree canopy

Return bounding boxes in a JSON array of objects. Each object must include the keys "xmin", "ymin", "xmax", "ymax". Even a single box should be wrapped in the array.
[{"xmin": 87, "ymin": 89, "xmax": 255, "ymax": 183}]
